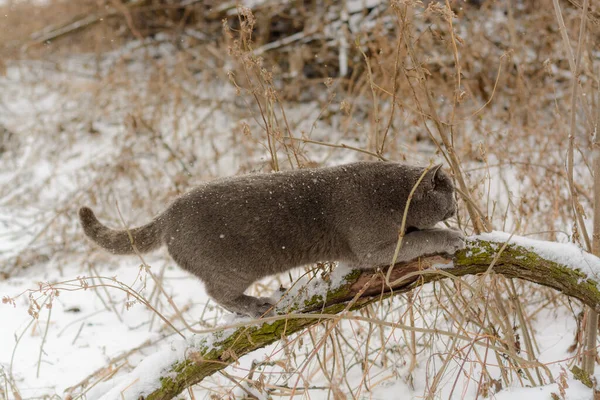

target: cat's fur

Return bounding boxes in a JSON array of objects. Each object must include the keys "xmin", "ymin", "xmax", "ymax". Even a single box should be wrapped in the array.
[{"xmin": 79, "ymin": 161, "xmax": 464, "ymax": 318}]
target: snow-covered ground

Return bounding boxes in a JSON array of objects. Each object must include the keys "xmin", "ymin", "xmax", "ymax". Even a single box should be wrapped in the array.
[{"xmin": 0, "ymin": 35, "xmax": 598, "ymax": 400}]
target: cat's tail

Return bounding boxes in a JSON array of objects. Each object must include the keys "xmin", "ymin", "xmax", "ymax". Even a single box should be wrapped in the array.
[{"xmin": 78, "ymin": 207, "xmax": 163, "ymax": 255}]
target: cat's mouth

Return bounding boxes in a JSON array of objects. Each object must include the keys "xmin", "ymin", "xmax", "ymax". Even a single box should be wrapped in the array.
[{"xmin": 405, "ymin": 226, "xmax": 420, "ymax": 234}]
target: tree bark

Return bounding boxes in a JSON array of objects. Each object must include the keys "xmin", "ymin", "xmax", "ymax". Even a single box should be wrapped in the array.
[{"xmin": 143, "ymin": 238, "xmax": 600, "ymax": 400}]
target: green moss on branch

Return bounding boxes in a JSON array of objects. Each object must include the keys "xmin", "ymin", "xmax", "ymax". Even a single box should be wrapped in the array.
[{"xmin": 143, "ymin": 238, "xmax": 600, "ymax": 400}]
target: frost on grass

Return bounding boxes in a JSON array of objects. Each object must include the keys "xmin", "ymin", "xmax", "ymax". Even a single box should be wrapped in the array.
[{"xmin": 474, "ymin": 231, "xmax": 600, "ymax": 281}]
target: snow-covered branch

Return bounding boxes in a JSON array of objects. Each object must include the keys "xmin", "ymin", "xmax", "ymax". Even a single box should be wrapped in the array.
[{"xmin": 89, "ymin": 233, "xmax": 600, "ymax": 400}]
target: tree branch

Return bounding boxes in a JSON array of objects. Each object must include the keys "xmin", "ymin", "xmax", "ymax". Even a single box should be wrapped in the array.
[{"xmin": 96, "ymin": 236, "xmax": 600, "ymax": 400}]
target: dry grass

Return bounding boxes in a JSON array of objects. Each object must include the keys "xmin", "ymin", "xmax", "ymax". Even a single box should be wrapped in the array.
[{"xmin": 1, "ymin": 0, "xmax": 600, "ymax": 398}]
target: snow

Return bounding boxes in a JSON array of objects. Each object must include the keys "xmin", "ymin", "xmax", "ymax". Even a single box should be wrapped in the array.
[
  {"xmin": 0, "ymin": 5, "xmax": 599, "ymax": 399},
  {"xmin": 273, "ymin": 262, "xmax": 354, "ymax": 313},
  {"xmin": 0, "ymin": 52, "xmax": 367, "ymax": 399},
  {"xmin": 88, "ymin": 339, "xmax": 188, "ymax": 399},
  {"xmin": 475, "ymin": 231, "xmax": 600, "ymax": 281},
  {"xmin": 72, "ymin": 231, "xmax": 600, "ymax": 400},
  {"xmin": 87, "ymin": 324, "xmax": 246, "ymax": 399},
  {"xmin": 494, "ymin": 379, "xmax": 591, "ymax": 400}
]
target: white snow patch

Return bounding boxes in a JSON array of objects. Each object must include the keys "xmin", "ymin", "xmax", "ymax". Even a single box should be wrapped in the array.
[
  {"xmin": 274, "ymin": 262, "xmax": 354, "ymax": 313},
  {"xmin": 89, "ymin": 327, "xmax": 240, "ymax": 400},
  {"xmin": 494, "ymin": 379, "xmax": 591, "ymax": 400},
  {"xmin": 474, "ymin": 231, "xmax": 600, "ymax": 281},
  {"xmin": 88, "ymin": 340, "xmax": 188, "ymax": 400},
  {"xmin": 432, "ymin": 260, "xmax": 454, "ymax": 269}
]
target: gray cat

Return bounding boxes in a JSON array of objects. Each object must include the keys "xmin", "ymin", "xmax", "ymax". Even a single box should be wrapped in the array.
[{"xmin": 79, "ymin": 161, "xmax": 464, "ymax": 318}]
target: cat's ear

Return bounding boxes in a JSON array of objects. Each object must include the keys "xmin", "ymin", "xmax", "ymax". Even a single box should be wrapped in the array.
[
  {"xmin": 427, "ymin": 164, "xmax": 444, "ymax": 186},
  {"xmin": 414, "ymin": 165, "xmax": 443, "ymax": 200}
]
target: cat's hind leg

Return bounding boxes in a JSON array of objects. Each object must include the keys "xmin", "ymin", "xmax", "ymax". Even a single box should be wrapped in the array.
[
  {"xmin": 204, "ymin": 280, "xmax": 275, "ymax": 318},
  {"xmin": 165, "ymin": 246, "xmax": 276, "ymax": 318}
]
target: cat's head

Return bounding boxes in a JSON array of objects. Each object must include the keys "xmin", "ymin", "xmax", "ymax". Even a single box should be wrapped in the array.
[{"xmin": 405, "ymin": 165, "xmax": 458, "ymax": 230}]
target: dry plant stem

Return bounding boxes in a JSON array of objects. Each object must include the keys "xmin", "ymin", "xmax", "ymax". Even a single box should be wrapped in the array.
[
  {"xmin": 569, "ymin": 0, "xmax": 591, "ymax": 250},
  {"xmin": 274, "ymin": 97, "xmax": 302, "ymax": 168},
  {"xmin": 397, "ymin": 6, "xmax": 489, "ymax": 234},
  {"xmin": 507, "ymin": 279, "xmax": 546, "ymax": 385},
  {"xmin": 147, "ymin": 264, "xmax": 166, "ymax": 332},
  {"xmin": 551, "ymin": 0, "xmax": 576, "ymax": 73},
  {"xmin": 10, "ymin": 295, "xmax": 49, "ymax": 381},
  {"xmin": 265, "ymin": 95, "xmax": 280, "ymax": 172},
  {"xmin": 357, "ymin": 305, "xmax": 395, "ymax": 390},
  {"xmin": 1, "ymin": 367, "xmax": 22, "ymax": 400},
  {"xmin": 27, "ymin": 13, "xmax": 112, "ymax": 47},
  {"xmin": 115, "ymin": 203, "xmax": 195, "ymax": 336},
  {"xmin": 568, "ymin": 120, "xmax": 592, "ymax": 252},
  {"xmin": 454, "ymin": 187, "xmax": 490, "ymax": 228},
  {"xmin": 443, "ymin": 284, "xmax": 513, "ymax": 391},
  {"xmin": 559, "ymin": 0, "xmax": 598, "ymax": 375},
  {"xmin": 379, "ymin": 20, "xmax": 403, "ymax": 155},
  {"xmin": 584, "ymin": 310, "xmax": 598, "ymax": 373},
  {"xmin": 427, "ymin": 315, "xmax": 469, "ymax": 395},
  {"xmin": 488, "ymin": 286, "xmax": 524, "ymax": 384},
  {"xmin": 552, "ymin": 0, "xmax": 592, "ymax": 251},
  {"xmin": 338, "ymin": 0, "xmax": 349, "ymax": 78},
  {"xmin": 23, "ymin": 276, "xmax": 186, "ymax": 341},
  {"xmin": 307, "ymin": 89, "xmax": 337, "ymax": 139},
  {"xmin": 232, "ymin": 11, "xmax": 281, "ymax": 172},
  {"xmin": 71, "ymin": 322, "xmax": 85, "ymax": 345},
  {"xmin": 88, "ymin": 263, "xmax": 124, "ymax": 323},
  {"xmin": 335, "ymin": 329, "xmax": 357, "ymax": 395},
  {"xmin": 423, "ymin": 237, "xmax": 512, "ymax": 397},
  {"xmin": 468, "ymin": 53, "xmax": 508, "ymax": 119},
  {"xmin": 142, "ymin": 238, "xmax": 597, "ymax": 399},
  {"xmin": 491, "ymin": 280, "xmax": 518, "ymax": 355},
  {"xmin": 64, "ymin": 339, "xmax": 167, "ymax": 396},
  {"xmin": 36, "ymin": 302, "xmax": 52, "ymax": 378},
  {"xmin": 588, "ymin": 32, "xmax": 600, "ymax": 380},
  {"xmin": 386, "ymin": 163, "xmax": 434, "ymax": 286},
  {"xmin": 408, "ymin": 292, "xmax": 417, "ymax": 376},
  {"xmin": 287, "ymin": 274, "xmax": 378, "ymax": 397},
  {"xmin": 307, "ymin": 328, "xmax": 334, "ymax": 392},
  {"xmin": 110, "ymin": 0, "xmax": 143, "ymax": 40},
  {"xmin": 218, "ymin": 370, "xmax": 257, "ymax": 398},
  {"xmin": 436, "ymin": 283, "xmax": 499, "ymax": 394},
  {"xmin": 357, "ymin": 37, "xmax": 381, "ymax": 153},
  {"xmin": 442, "ymin": 0, "xmax": 461, "ymax": 124},
  {"xmin": 361, "ymin": 318, "xmax": 375, "ymax": 390},
  {"xmin": 281, "ymin": 136, "xmax": 386, "ymax": 161}
]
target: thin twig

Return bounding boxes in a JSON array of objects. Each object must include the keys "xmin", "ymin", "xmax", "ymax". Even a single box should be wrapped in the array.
[{"xmin": 36, "ymin": 299, "xmax": 52, "ymax": 378}]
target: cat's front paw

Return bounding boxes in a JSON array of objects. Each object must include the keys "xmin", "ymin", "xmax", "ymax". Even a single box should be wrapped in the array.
[
  {"xmin": 251, "ymin": 297, "xmax": 277, "ymax": 318},
  {"xmin": 443, "ymin": 229, "xmax": 466, "ymax": 255}
]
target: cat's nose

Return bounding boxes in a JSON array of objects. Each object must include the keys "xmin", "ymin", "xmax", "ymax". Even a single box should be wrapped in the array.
[{"xmin": 443, "ymin": 205, "xmax": 457, "ymax": 220}]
